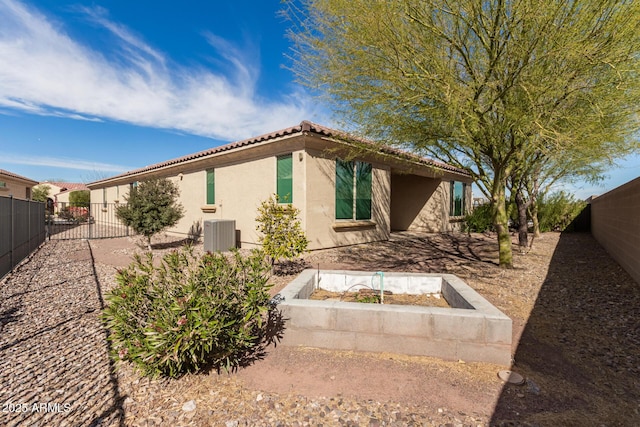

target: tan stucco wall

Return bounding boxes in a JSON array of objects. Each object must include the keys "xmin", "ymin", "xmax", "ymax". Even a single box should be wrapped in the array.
[
  {"xmin": 88, "ymin": 133, "xmax": 472, "ymax": 250},
  {"xmin": 167, "ymin": 144, "xmax": 393, "ymax": 250},
  {"xmin": 591, "ymin": 176, "xmax": 640, "ymax": 285},
  {"xmin": 391, "ymin": 174, "xmax": 445, "ymax": 231},
  {"xmin": 90, "ymin": 184, "xmax": 131, "ymax": 205},
  {"xmin": 167, "ymin": 149, "xmax": 307, "ymax": 247},
  {"xmin": 91, "ymin": 145, "xmax": 308, "ymax": 248},
  {"xmin": 390, "ymin": 174, "xmax": 473, "ymax": 233},
  {"xmin": 304, "ymin": 148, "xmax": 391, "ymax": 249},
  {"xmin": 0, "ymin": 177, "xmax": 32, "ymax": 200}
]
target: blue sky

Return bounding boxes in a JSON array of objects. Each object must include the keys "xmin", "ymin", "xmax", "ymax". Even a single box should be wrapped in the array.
[
  {"xmin": 0, "ymin": 0, "xmax": 638, "ymax": 199},
  {"xmin": 0, "ymin": 0, "xmax": 326, "ymax": 183}
]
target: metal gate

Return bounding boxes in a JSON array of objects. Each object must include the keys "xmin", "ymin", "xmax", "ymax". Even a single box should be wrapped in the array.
[{"xmin": 47, "ymin": 203, "xmax": 130, "ymax": 240}]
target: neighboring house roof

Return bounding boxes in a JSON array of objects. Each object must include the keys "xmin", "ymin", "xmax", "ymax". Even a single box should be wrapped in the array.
[
  {"xmin": 88, "ymin": 120, "xmax": 471, "ymax": 187},
  {"xmin": 0, "ymin": 169, "xmax": 39, "ymax": 185},
  {"xmin": 42, "ymin": 182, "xmax": 90, "ymax": 196}
]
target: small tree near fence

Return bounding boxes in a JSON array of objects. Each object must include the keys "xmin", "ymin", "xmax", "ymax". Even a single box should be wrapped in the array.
[
  {"xmin": 32, "ymin": 185, "xmax": 50, "ymax": 203},
  {"xmin": 69, "ymin": 190, "xmax": 90, "ymax": 207},
  {"xmin": 116, "ymin": 178, "xmax": 184, "ymax": 250},
  {"xmin": 255, "ymin": 194, "xmax": 309, "ymax": 272}
]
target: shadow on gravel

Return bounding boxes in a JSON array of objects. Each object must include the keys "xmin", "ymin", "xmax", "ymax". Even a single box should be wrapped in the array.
[
  {"xmin": 87, "ymin": 242, "xmax": 126, "ymax": 427},
  {"xmin": 0, "ymin": 306, "xmax": 21, "ymax": 334},
  {"xmin": 325, "ymin": 232, "xmax": 499, "ymax": 274},
  {"xmin": 491, "ymin": 232, "xmax": 640, "ymax": 426},
  {"xmin": 0, "ymin": 241, "xmax": 125, "ymax": 427},
  {"xmin": 219, "ymin": 307, "xmax": 288, "ymax": 374}
]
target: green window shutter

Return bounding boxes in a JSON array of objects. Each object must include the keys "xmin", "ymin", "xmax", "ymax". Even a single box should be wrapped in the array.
[
  {"xmin": 206, "ymin": 169, "xmax": 215, "ymax": 204},
  {"xmin": 355, "ymin": 161, "xmax": 372, "ymax": 220},
  {"xmin": 461, "ymin": 183, "xmax": 466, "ymax": 216},
  {"xmin": 450, "ymin": 181, "xmax": 463, "ymax": 216},
  {"xmin": 335, "ymin": 159, "xmax": 354, "ymax": 219},
  {"xmin": 277, "ymin": 154, "xmax": 293, "ymax": 203}
]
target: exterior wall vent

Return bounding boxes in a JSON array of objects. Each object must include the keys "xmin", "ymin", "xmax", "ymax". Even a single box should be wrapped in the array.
[{"xmin": 203, "ymin": 219, "xmax": 236, "ymax": 252}]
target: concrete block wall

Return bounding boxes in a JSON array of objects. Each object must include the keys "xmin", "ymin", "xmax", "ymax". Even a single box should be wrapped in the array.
[
  {"xmin": 591, "ymin": 176, "xmax": 640, "ymax": 285},
  {"xmin": 277, "ymin": 270, "xmax": 512, "ymax": 365}
]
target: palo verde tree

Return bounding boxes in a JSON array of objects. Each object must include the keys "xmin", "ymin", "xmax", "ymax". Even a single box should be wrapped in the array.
[
  {"xmin": 509, "ymin": 141, "xmax": 610, "ymax": 249},
  {"xmin": 116, "ymin": 178, "xmax": 184, "ymax": 250},
  {"xmin": 284, "ymin": 0, "xmax": 640, "ymax": 267}
]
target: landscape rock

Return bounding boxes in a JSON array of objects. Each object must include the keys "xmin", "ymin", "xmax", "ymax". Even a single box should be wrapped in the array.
[{"xmin": 181, "ymin": 400, "xmax": 196, "ymax": 412}]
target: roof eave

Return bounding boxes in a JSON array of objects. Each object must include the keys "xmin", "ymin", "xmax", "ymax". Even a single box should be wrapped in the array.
[{"xmin": 87, "ymin": 120, "xmax": 471, "ymax": 187}]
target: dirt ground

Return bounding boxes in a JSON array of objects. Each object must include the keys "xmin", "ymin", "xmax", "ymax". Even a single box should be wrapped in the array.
[
  {"xmin": 88, "ymin": 231, "xmax": 640, "ymax": 426},
  {"xmin": 309, "ymin": 289, "xmax": 451, "ymax": 308}
]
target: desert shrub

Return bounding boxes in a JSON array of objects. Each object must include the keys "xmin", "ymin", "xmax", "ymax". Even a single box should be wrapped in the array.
[
  {"xmin": 255, "ymin": 194, "xmax": 309, "ymax": 269},
  {"xmin": 463, "ymin": 203, "xmax": 494, "ymax": 232},
  {"xmin": 102, "ymin": 246, "xmax": 273, "ymax": 378},
  {"xmin": 537, "ymin": 191, "xmax": 586, "ymax": 232}
]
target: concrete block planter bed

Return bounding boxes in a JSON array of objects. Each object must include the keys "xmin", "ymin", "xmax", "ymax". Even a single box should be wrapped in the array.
[{"xmin": 276, "ymin": 270, "xmax": 512, "ymax": 365}]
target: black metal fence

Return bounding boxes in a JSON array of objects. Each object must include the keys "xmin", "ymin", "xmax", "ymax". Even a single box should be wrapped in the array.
[
  {"xmin": 0, "ymin": 196, "xmax": 46, "ymax": 279},
  {"xmin": 47, "ymin": 203, "xmax": 130, "ymax": 240}
]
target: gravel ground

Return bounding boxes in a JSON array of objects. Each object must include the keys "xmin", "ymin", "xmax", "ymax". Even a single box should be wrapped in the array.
[
  {"xmin": 2, "ymin": 232, "xmax": 639, "ymax": 426},
  {"xmin": 0, "ymin": 240, "xmax": 121, "ymax": 427}
]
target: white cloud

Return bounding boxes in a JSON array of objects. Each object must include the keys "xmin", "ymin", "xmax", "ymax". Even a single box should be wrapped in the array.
[
  {"xmin": 0, "ymin": 0, "xmax": 317, "ymax": 141},
  {"xmin": 2, "ymin": 153, "xmax": 132, "ymax": 173}
]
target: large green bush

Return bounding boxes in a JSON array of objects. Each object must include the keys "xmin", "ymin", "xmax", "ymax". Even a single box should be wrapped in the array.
[
  {"xmin": 102, "ymin": 246, "xmax": 273, "ymax": 378},
  {"xmin": 69, "ymin": 190, "xmax": 90, "ymax": 207},
  {"xmin": 537, "ymin": 191, "xmax": 586, "ymax": 232},
  {"xmin": 463, "ymin": 203, "xmax": 494, "ymax": 233}
]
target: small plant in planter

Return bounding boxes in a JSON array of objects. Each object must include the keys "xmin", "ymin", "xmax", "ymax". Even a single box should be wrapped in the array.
[
  {"xmin": 102, "ymin": 245, "xmax": 274, "ymax": 378},
  {"xmin": 355, "ymin": 292, "xmax": 381, "ymax": 304}
]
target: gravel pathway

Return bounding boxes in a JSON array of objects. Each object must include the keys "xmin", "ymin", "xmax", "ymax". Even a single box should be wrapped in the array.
[
  {"xmin": 4, "ymin": 233, "xmax": 636, "ymax": 426},
  {"xmin": 0, "ymin": 240, "xmax": 123, "ymax": 427},
  {"xmin": 2, "ymin": 238, "xmax": 491, "ymax": 427}
]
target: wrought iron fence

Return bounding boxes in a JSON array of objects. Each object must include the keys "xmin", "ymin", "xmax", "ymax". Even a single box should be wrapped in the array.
[
  {"xmin": 47, "ymin": 203, "xmax": 130, "ymax": 240},
  {"xmin": 0, "ymin": 196, "xmax": 46, "ymax": 279}
]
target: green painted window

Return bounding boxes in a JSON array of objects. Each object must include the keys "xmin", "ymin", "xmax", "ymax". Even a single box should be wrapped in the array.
[
  {"xmin": 355, "ymin": 162, "xmax": 372, "ymax": 220},
  {"xmin": 335, "ymin": 159, "xmax": 372, "ymax": 220},
  {"xmin": 450, "ymin": 181, "xmax": 465, "ymax": 216},
  {"xmin": 206, "ymin": 169, "xmax": 215, "ymax": 204},
  {"xmin": 277, "ymin": 154, "xmax": 293, "ymax": 203},
  {"xmin": 335, "ymin": 159, "xmax": 354, "ymax": 219}
]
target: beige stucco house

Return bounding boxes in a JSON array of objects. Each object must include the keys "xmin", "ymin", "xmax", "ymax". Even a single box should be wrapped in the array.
[
  {"xmin": 35, "ymin": 182, "xmax": 90, "ymax": 211},
  {"xmin": 0, "ymin": 169, "xmax": 38, "ymax": 200},
  {"xmin": 87, "ymin": 121, "xmax": 472, "ymax": 250}
]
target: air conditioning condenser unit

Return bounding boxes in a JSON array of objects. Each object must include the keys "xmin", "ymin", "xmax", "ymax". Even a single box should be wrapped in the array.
[{"xmin": 203, "ymin": 219, "xmax": 236, "ymax": 252}]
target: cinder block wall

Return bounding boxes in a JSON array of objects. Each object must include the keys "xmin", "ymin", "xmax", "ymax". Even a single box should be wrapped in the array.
[{"xmin": 591, "ymin": 176, "xmax": 640, "ymax": 285}]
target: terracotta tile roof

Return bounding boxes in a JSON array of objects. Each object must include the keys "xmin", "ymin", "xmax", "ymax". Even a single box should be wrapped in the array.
[
  {"xmin": 301, "ymin": 121, "xmax": 469, "ymax": 176},
  {"xmin": 88, "ymin": 120, "xmax": 470, "ymax": 186},
  {"xmin": 0, "ymin": 169, "xmax": 39, "ymax": 185},
  {"xmin": 42, "ymin": 182, "xmax": 90, "ymax": 195}
]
